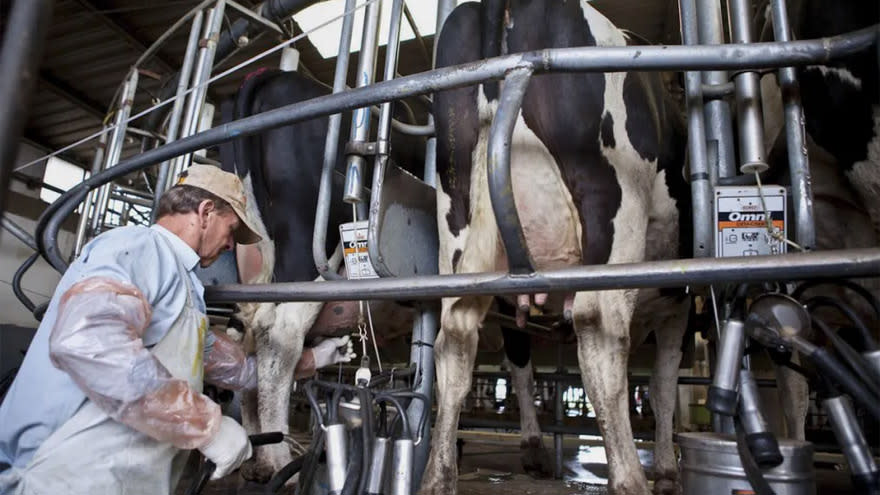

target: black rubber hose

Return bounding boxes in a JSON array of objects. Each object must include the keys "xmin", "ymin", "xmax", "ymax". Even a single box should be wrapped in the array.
[
  {"xmin": 807, "ymin": 345, "xmax": 880, "ymax": 421},
  {"xmin": 734, "ymin": 417, "xmax": 777, "ymax": 495},
  {"xmin": 357, "ymin": 387, "xmax": 373, "ymax": 495},
  {"xmin": 340, "ymin": 427, "xmax": 363, "ymax": 495},
  {"xmin": 806, "ymin": 296, "xmax": 878, "ymax": 352},
  {"xmin": 304, "ymin": 381, "xmax": 326, "ymax": 428},
  {"xmin": 265, "ymin": 454, "xmax": 307, "ymax": 494},
  {"xmin": 811, "ymin": 318, "xmax": 880, "ymax": 398},
  {"xmin": 328, "ymin": 388, "xmax": 343, "ymax": 424},
  {"xmin": 296, "ymin": 426, "xmax": 325, "ymax": 495},
  {"xmin": 12, "ymin": 252, "xmax": 38, "ymax": 313},
  {"xmin": 186, "ymin": 432, "xmax": 286, "ymax": 495},
  {"xmin": 793, "ymin": 279, "xmax": 880, "ymax": 322},
  {"xmin": 385, "ymin": 391, "xmax": 430, "ymax": 441},
  {"xmin": 374, "ymin": 394, "xmax": 411, "ymax": 439}
]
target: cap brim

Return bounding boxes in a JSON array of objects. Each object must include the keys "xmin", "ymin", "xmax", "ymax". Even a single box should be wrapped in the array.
[{"xmin": 230, "ymin": 205, "xmax": 262, "ymax": 245}]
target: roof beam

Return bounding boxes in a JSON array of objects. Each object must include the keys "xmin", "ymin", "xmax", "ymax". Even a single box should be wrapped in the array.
[
  {"xmin": 71, "ymin": 0, "xmax": 176, "ymax": 74},
  {"xmin": 39, "ymin": 71, "xmax": 107, "ymax": 120}
]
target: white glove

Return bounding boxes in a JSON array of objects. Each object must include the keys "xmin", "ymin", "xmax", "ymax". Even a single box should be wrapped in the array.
[
  {"xmin": 198, "ymin": 416, "xmax": 253, "ymax": 480},
  {"xmin": 311, "ymin": 336, "xmax": 357, "ymax": 370}
]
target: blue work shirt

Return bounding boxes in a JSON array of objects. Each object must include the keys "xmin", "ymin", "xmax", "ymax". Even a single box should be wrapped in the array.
[{"xmin": 0, "ymin": 224, "xmax": 210, "ymax": 469}]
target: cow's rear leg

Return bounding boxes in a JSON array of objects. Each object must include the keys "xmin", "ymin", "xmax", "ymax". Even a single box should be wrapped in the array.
[
  {"xmin": 242, "ymin": 301, "xmax": 323, "ymax": 482},
  {"xmin": 573, "ymin": 290, "xmax": 650, "ymax": 495},
  {"xmin": 776, "ymin": 355, "xmax": 808, "ymax": 440},
  {"xmin": 646, "ymin": 297, "xmax": 690, "ymax": 495},
  {"xmin": 420, "ymin": 296, "xmax": 492, "ymax": 495},
  {"xmin": 502, "ymin": 326, "xmax": 552, "ymax": 478}
]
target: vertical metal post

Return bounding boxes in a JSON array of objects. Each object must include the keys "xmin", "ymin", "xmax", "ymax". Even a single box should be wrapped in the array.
[
  {"xmin": 554, "ymin": 343, "xmax": 564, "ymax": 479},
  {"xmin": 92, "ymin": 71, "xmax": 139, "ymax": 233},
  {"xmin": 73, "ymin": 130, "xmax": 108, "ymax": 257},
  {"xmin": 152, "ymin": 9, "xmax": 204, "ymax": 221},
  {"xmin": 770, "ymin": 0, "xmax": 815, "ymax": 250},
  {"xmin": 695, "ymin": 0, "xmax": 737, "ymax": 179},
  {"xmin": 679, "ymin": 0, "xmax": 714, "ymax": 258},
  {"xmin": 376, "ymin": 0, "xmax": 405, "ymax": 147},
  {"xmin": 342, "ymin": 0, "xmax": 383, "ymax": 204},
  {"xmin": 170, "ymin": 0, "xmax": 226, "ymax": 187},
  {"xmin": 727, "ymin": 0, "xmax": 767, "ymax": 173},
  {"xmin": 313, "ymin": 0, "xmax": 358, "ymax": 280},
  {"xmin": 406, "ymin": 303, "xmax": 438, "ymax": 490},
  {"xmin": 406, "ymin": 4, "xmax": 455, "ymax": 488},
  {"xmin": 0, "ymin": 0, "xmax": 54, "ymax": 216}
]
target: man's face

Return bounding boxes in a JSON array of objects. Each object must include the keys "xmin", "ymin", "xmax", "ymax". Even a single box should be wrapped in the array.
[{"xmin": 197, "ymin": 201, "xmax": 239, "ymax": 267}]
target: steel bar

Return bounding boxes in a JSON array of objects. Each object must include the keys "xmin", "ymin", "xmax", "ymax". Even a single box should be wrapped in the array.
[
  {"xmin": 174, "ymin": 1, "xmax": 226, "ymax": 180},
  {"xmin": 74, "ymin": 130, "xmax": 108, "ymax": 257},
  {"xmin": 91, "ymin": 71, "xmax": 139, "ymax": 233},
  {"xmin": 202, "ymin": 247, "xmax": 880, "ymax": 302},
  {"xmin": 728, "ymin": 0, "xmax": 768, "ymax": 173},
  {"xmin": 343, "ymin": 0, "xmax": 382, "ymax": 204},
  {"xmin": 402, "ymin": 3, "xmax": 431, "ymax": 66},
  {"xmin": 488, "ymin": 68, "xmax": 536, "ymax": 274},
  {"xmin": 0, "ymin": 0, "xmax": 54, "ymax": 217},
  {"xmin": 406, "ymin": 303, "xmax": 438, "ymax": 489},
  {"xmin": 314, "ymin": 0, "xmax": 358, "ymax": 281},
  {"xmin": 36, "ymin": 25, "xmax": 880, "ymax": 272},
  {"xmin": 109, "ymin": 193, "xmax": 154, "ymax": 209},
  {"xmin": 470, "ymin": 370, "xmax": 777, "ymax": 388},
  {"xmin": 1, "ymin": 215, "xmax": 37, "ymax": 251},
  {"xmin": 227, "ymin": 0, "xmax": 283, "ymax": 34},
  {"xmin": 770, "ymin": 0, "xmax": 815, "ymax": 251},
  {"xmin": 680, "ymin": 0, "xmax": 715, "ymax": 258},
  {"xmin": 153, "ymin": 9, "xmax": 205, "ymax": 221},
  {"xmin": 458, "ymin": 417, "xmax": 654, "ymax": 441},
  {"xmin": 696, "ymin": 0, "xmax": 737, "ymax": 179},
  {"xmin": 554, "ymin": 343, "xmax": 564, "ymax": 479},
  {"xmin": 377, "ymin": 0, "xmax": 406, "ymax": 146}
]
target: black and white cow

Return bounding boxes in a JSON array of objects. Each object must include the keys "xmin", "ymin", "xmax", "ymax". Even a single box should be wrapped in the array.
[
  {"xmin": 426, "ymin": 2, "xmax": 691, "ymax": 494},
  {"xmin": 221, "ymin": 67, "xmax": 572, "ymax": 482},
  {"xmin": 218, "ymin": 68, "xmax": 425, "ymax": 480},
  {"xmin": 761, "ymin": 0, "xmax": 879, "ymax": 233}
]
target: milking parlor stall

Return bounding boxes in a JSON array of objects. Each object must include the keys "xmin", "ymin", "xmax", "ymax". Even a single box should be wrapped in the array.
[{"xmin": 0, "ymin": 0, "xmax": 878, "ymax": 494}]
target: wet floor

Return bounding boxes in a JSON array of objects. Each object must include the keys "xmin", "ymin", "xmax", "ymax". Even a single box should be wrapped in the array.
[{"xmin": 181, "ymin": 431, "xmax": 861, "ymax": 495}]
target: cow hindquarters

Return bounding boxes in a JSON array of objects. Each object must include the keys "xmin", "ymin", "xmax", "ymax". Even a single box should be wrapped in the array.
[{"xmin": 419, "ymin": 296, "xmax": 491, "ymax": 495}]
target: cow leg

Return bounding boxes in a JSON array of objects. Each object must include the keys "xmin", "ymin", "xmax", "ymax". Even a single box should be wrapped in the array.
[
  {"xmin": 573, "ymin": 289, "xmax": 650, "ymax": 495},
  {"xmin": 646, "ymin": 298, "xmax": 690, "ymax": 495},
  {"xmin": 501, "ymin": 325, "xmax": 552, "ymax": 477},
  {"xmin": 242, "ymin": 301, "xmax": 323, "ymax": 482},
  {"xmin": 420, "ymin": 296, "xmax": 492, "ymax": 495},
  {"xmin": 775, "ymin": 356, "xmax": 809, "ymax": 440},
  {"xmin": 509, "ymin": 359, "xmax": 553, "ymax": 478}
]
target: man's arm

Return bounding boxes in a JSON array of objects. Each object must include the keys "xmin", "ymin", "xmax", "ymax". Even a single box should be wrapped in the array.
[
  {"xmin": 204, "ymin": 330, "xmax": 257, "ymax": 390},
  {"xmin": 49, "ymin": 277, "xmax": 222, "ymax": 450}
]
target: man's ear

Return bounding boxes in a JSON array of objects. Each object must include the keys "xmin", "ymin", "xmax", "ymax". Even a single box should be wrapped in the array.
[{"xmin": 197, "ymin": 200, "xmax": 215, "ymax": 226}]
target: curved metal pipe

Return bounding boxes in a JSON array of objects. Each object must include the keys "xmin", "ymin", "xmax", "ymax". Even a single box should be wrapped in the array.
[
  {"xmin": 2, "ymin": 216, "xmax": 37, "ymax": 251},
  {"xmin": 488, "ymin": 68, "xmax": 534, "ymax": 274},
  {"xmin": 314, "ymin": 0, "xmax": 358, "ymax": 281},
  {"xmin": 36, "ymin": 25, "xmax": 880, "ymax": 272}
]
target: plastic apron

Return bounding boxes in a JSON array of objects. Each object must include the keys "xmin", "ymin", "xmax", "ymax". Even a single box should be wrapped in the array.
[{"xmin": 0, "ymin": 244, "xmax": 208, "ymax": 495}]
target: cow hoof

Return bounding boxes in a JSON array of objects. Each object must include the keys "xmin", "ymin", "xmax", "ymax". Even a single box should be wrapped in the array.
[
  {"xmin": 240, "ymin": 457, "xmax": 275, "ymax": 484},
  {"xmin": 652, "ymin": 477, "xmax": 679, "ymax": 495},
  {"xmin": 520, "ymin": 438, "xmax": 553, "ymax": 479}
]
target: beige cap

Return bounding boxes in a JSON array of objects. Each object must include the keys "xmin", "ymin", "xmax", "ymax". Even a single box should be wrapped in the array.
[{"xmin": 176, "ymin": 165, "xmax": 262, "ymax": 245}]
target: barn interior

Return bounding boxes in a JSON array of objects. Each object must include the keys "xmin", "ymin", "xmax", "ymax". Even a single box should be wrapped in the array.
[{"xmin": 0, "ymin": 1, "xmax": 878, "ymax": 495}]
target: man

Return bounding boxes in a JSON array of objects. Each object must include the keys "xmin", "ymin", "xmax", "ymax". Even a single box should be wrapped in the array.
[{"xmin": 0, "ymin": 165, "xmax": 352, "ymax": 494}]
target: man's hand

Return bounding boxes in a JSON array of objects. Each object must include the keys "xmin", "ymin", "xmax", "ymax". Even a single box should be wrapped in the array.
[{"xmin": 311, "ymin": 336, "xmax": 357, "ymax": 369}]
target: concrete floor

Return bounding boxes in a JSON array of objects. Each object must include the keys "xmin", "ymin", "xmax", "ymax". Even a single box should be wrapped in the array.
[{"xmin": 179, "ymin": 431, "xmax": 862, "ymax": 495}]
